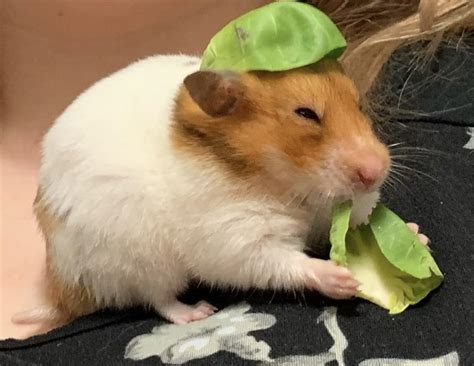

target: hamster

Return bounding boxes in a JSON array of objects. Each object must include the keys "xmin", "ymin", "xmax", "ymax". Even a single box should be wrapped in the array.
[{"xmin": 14, "ymin": 54, "xmax": 390, "ymax": 326}]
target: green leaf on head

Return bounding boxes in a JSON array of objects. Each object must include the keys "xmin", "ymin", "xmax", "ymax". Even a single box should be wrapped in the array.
[{"xmin": 200, "ymin": 2, "xmax": 347, "ymax": 72}]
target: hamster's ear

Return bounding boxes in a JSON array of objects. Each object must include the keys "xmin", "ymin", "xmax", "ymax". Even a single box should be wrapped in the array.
[{"xmin": 184, "ymin": 70, "xmax": 244, "ymax": 117}]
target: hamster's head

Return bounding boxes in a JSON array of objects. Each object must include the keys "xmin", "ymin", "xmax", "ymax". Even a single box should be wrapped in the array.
[{"xmin": 173, "ymin": 60, "xmax": 390, "ymax": 205}]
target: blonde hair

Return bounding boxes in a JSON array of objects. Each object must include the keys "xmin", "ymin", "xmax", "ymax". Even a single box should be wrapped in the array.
[{"xmin": 309, "ymin": 0, "xmax": 473, "ymax": 119}]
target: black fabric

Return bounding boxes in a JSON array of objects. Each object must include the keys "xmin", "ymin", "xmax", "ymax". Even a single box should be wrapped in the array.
[
  {"xmin": 2, "ymin": 40, "xmax": 474, "ymax": 365},
  {"xmin": 1, "ymin": 122, "xmax": 473, "ymax": 365},
  {"xmin": 380, "ymin": 31, "xmax": 474, "ymax": 126}
]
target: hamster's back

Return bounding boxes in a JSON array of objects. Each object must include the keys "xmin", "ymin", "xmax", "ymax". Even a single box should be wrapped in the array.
[
  {"xmin": 38, "ymin": 54, "xmax": 201, "ymax": 228},
  {"xmin": 43, "ymin": 55, "xmax": 200, "ymax": 170}
]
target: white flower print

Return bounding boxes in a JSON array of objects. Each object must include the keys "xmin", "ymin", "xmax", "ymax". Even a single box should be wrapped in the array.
[
  {"xmin": 463, "ymin": 127, "xmax": 474, "ymax": 149},
  {"xmin": 125, "ymin": 303, "xmax": 459, "ymax": 365},
  {"xmin": 124, "ymin": 302, "xmax": 275, "ymax": 364}
]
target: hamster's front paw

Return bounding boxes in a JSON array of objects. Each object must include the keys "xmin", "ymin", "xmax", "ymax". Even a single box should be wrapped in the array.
[
  {"xmin": 305, "ymin": 259, "xmax": 359, "ymax": 300},
  {"xmin": 407, "ymin": 222, "xmax": 430, "ymax": 246}
]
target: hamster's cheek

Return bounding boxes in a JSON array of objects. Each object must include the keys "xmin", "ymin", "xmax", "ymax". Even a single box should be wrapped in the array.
[{"xmin": 260, "ymin": 148, "xmax": 312, "ymax": 189}]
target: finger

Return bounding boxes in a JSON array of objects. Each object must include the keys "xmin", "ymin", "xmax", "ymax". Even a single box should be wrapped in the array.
[
  {"xmin": 334, "ymin": 287, "xmax": 358, "ymax": 299},
  {"xmin": 407, "ymin": 222, "xmax": 419, "ymax": 234},
  {"xmin": 418, "ymin": 233, "xmax": 430, "ymax": 246},
  {"xmin": 337, "ymin": 279, "xmax": 360, "ymax": 290}
]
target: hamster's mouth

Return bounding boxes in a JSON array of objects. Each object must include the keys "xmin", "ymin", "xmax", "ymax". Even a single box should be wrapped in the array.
[{"xmin": 332, "ymin": 181, "xmax": 383, "ymax": 202}]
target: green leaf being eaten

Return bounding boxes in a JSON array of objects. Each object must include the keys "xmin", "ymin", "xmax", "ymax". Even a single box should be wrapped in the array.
[
  {"xmin": 200, "ymin": 2, "xmax": 347, "ymax": 72},
  {"xmin": 329, "ymin": 202, "xmax": 444, "ymax": 314}
]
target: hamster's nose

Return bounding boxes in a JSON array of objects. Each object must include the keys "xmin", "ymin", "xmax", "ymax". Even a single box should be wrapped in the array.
[{"xmin": 354, "ymin": 156, "xmax": 386, "ymax": 189}]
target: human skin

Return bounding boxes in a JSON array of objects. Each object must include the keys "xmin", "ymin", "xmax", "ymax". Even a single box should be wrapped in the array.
[{"xmin": 0, "ymin": 0, "xmax": 269, "ymax": 340}]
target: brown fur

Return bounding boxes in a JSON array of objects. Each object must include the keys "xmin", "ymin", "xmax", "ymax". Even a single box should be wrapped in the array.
[
  {"xmin": 34, "ymin": 190, "xmax": 98, "ymax": 322},
  {"xmin": 172, "ymin": 60, "xmax": 389, "ymax": 187}
]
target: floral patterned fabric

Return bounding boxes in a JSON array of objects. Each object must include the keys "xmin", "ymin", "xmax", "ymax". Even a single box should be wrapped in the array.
[
  {"xmin": 1, "ymin": 37, "xmax": 473, "ymax": 365},
  {"xmin": 1, "ymin": 120, "xmax": 472, "ymax": 366},
  {"xmin": 124, "ymin": 303, "xmax": 459, "ymax": 365}
]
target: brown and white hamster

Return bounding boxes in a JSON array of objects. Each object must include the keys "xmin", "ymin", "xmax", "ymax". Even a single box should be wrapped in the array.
[{"xmin": 15, "ymin": 54, "xmax": 390, "ymax": 326}]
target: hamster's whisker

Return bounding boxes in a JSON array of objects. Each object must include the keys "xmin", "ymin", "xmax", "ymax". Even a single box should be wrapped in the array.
[
  {"xmin": 390, "ymin": 146, "xmax": 444, "ymax": 157},
  {"xmin": 390, "ymin": 154, "xmax": 429, "ymax": 161},
  {"xmin": 284, "ymin": 191, "xmax": 300, "ymax": 207},
  {"xmin": 316, "ymin": 189, "xmax": 335, "ymax": 210},
  {"xmin": 279, "ymin": 184, "xmax": 304, "ymax": 207},
  {"xmin": 389, "ymin": 147, "xmax": 431, "ymax": 153},
  {"xmin": 388, "ymin": 142, "xmax": 405, "ymax": 148},
  {"xmin": 388, "ymin": 175, "xmax": 410, "ymax": 191},
  {"xmin": 287, "ymin": 191, "xmax": 308, "ymax": 208},
  {"xmin": 386, "ymin": 171, "xmax": 408, "ymax": 189},
  {"xmin": 324, "ymin": 190, "xmax": 332, "ymax": 203},
  {"xmin": 389, "ymin": 165, "xmax": 413, "ymax": 187},
  {"xmin": 390, "ymin": 158, "xmax": 427, "ymax": 166},
  {"xmin": 388, "ymin": 167, "xmax": 409, "ymax": 180},
  {"xmin": 382, "ymin": 178, "xmax": 397, "ymax": 194},
  {"xmin": 281, "ymin": 184, "xmax": 328, "ymax": 210},
  {"xmin": 386, "ymin": 174, "xmax": 410, "ymax": 193},
  {"xmin": 386, "ymin": 169, "xmax": 406, "ymax": 184},
  {"xmin": 296, "ymin": 189, "xmax": 312, "ymax": 208},
  {"xmin": 385, "ymin": 173, "xmax": 401, "ymax": 185},
  {"xmin": 390, "ymin": 162, "xmax": 439, "ymax": 183}
]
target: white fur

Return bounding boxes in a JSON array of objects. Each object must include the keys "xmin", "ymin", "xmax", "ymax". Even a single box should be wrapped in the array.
[{"xmin": 38, "ymin": 55, "xmax": 379, "ymax": 319}]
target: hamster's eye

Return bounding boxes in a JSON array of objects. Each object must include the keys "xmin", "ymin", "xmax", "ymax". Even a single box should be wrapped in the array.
[{"xmin": 294, "ymin": 108, "xmax": 320, "ymax": 123}]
